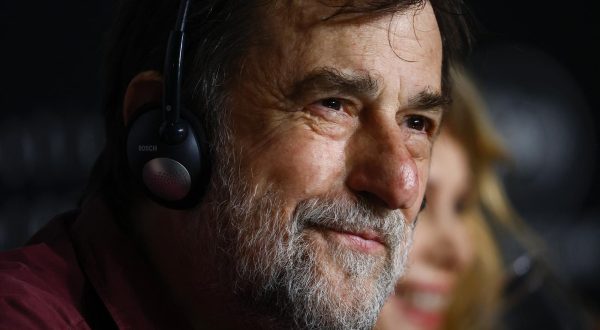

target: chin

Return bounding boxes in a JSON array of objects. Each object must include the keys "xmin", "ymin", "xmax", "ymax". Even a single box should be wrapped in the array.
[
  {"xmin": 377, "ymin": 280, "xmax": 452, "ymax": 330},
  {"xmin": 268, "ymin": 229, "xmax": 398, "ymax": 330}
]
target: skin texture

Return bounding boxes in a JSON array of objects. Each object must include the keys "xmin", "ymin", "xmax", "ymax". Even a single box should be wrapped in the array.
[
  {"xmin": 228, "ymin": 0, "xmax": 443, "ymax": 254},
  {"xmin": 124, "ymin": 2, "xmax": 443, "ymax": 329},
  {"xmin": 376, "ymin": 131, "xmax": 476, "ymax": 330}
]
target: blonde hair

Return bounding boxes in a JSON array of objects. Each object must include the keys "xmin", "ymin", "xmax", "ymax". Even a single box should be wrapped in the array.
[{"xmin": 441, "ymin": 68, "xmax": 522, "ymax": 329}]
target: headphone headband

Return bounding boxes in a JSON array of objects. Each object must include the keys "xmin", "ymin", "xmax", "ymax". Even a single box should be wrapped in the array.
[{"xmin": 162, "ymin": 0, "xmax": 191, "ymax": 144}]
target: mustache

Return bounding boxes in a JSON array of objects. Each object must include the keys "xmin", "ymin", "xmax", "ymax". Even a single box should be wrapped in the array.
[{"xmin": 291, "ymin": 196, "xmax": 408, "ymax": 250}]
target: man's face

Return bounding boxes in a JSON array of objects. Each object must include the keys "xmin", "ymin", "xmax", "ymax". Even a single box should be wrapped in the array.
[{"xmin": 201, "ymin": 2, "xmax": 443, "ymax": 329}]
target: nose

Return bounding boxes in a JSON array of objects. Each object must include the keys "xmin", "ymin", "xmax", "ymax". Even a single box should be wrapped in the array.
[
  {"xmin": 346, "ymin": 120, "xmax": 420, "ymax": 211},
  {"xmin": 418, "ymin": 205, "xmax": 472, "ymax": 272},
  {"xmin": 423, "ymin": 224, "xmax": 464, "ymax": 271}
]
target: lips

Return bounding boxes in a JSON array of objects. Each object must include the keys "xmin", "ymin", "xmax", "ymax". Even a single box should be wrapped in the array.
[
  {"xmin": 335, "ymin": 228, "xmax": 385, "ymax": 245},
  {"xmin": 308, "ymin": 224, "xmax": 387, "ymax": 254}
]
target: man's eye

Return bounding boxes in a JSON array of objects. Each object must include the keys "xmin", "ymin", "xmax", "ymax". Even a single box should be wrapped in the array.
[
  {"xmin": 320, "ymin": 98, "xmax": 342, "ymax": 111},
  {"xmin": 406, "ymin": 115, "xmax": 430, "ymax": 132}
]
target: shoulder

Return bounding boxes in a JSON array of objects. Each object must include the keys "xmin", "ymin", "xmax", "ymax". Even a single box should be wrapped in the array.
[
  {"xmin": 0, "ymin": 213, "xmax": 90, "ymax": 329},
  {"xmin": 0, "ymin": 263, "xmax": 88, "ymax": 329}
]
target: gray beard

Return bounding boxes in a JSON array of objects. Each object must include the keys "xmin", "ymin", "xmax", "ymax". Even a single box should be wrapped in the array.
[{"xmin": 201, "ymin": 133, "xmax": 414, "ymax": 330}]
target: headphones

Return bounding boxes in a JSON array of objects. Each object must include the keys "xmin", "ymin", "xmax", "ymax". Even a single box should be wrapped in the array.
[{"xmin": 126, "ymin": 0, "xmax": 210, "ymax": 209}]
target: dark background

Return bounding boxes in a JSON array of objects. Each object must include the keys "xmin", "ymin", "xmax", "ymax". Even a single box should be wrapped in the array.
[
  {"xmin": 1, "ymin": 0, "xmax": 598, "ymax": 324},
  {"xmin": 466, "ymin": 0, "xmax": 600, "ymax": 209}
]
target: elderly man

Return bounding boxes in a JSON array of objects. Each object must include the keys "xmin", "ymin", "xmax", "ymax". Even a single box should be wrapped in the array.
[{"xmin": 0, "ymin": 0, "xmax": 469, "ymax": 329}]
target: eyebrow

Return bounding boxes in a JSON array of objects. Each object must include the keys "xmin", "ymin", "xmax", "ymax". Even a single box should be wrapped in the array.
[
  {"xmin": 287, "ymin": 67, "xmax": 379, "ymax": 101},
  {"xmin": 406, "ymin": 90, "xmax": 451, "ymax": 112}
]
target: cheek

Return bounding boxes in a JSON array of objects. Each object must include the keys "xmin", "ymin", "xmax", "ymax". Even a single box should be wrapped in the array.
[
  {"xmin": 458, "ymin": 223, "xmax": 476, "ymax": 268},
  {"xmin": 406, "ymin": 137, "xmax": 431, "ymax": 205},
  {"xmin": 413, "ymin": 160, "xmax": 429, "ymax": 215},
  {"xmin": 245, "ymin": 127, "xmax": 347, "ymax": 201},
  {"xmin": 406, "ymin": 132, "xmax": 433, "ymax": 161},
  {"xmin": 444, "ymin": 220, "xmax": 476, "ymax": 273}
]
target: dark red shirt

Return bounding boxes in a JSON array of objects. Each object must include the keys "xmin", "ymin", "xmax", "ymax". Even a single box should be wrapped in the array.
[{"xmin": 0, "ymin": 197, "xmax": 191, "ymax": 329}]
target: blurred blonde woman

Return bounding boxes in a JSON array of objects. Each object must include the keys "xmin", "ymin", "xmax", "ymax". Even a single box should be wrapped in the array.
[{"xmin": 376, "ymin": 69, "xmax": 521, "ymax": 330}]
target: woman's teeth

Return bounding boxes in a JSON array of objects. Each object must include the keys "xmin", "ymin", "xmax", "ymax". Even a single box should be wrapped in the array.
[{"xmin": 406, "ymin": 291, "xmax": 449, "ymax": 312}]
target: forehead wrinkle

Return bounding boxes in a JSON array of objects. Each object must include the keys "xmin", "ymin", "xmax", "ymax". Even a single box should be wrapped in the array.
[
  {"xmin": 276, "ymin": 0, "xmax": 428, "ymax": 32},
  {"xmin": 407, "ymin": 2, "xmax": 434, "ymax": 48}
]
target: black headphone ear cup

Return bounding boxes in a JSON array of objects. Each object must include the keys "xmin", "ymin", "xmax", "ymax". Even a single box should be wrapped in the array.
[{"xmin": 126, "ymin": 106, "xmax": 210, "ymax": 209}]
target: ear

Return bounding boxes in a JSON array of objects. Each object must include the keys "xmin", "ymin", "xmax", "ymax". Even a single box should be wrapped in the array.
[{"xmin": 123, "ymin": 70, "xmax": 163, "ymax": 126}]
